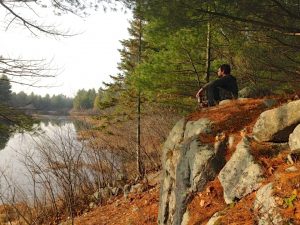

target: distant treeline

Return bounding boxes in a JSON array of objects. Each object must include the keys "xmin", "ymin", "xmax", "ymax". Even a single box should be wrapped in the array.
[
  {"xmin": 73, "ymin": 89, "xmax": 96, "ymax": 111},
  {"xmin": 10, "ymin": 91, "xmax": 73, "ymax": 113},
  {"xmin": 72, "ymin": 88, "xmax": 114, "ymax": 111}
]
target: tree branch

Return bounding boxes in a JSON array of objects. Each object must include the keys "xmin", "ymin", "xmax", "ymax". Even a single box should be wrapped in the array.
[
  {"xmin": 180, "ymin": 42, "xmax": 201, "ymax": 88},
  {"xmin": 193, "ymin": 6, "xmax": 300, "ymax": 34},
  {"xmin": 0, "ymin": 0, "xmax": 73, "ymax": 36},
  {"xmin": 270, "ymin": 0, "xmax": 300, "ymax": 19}
]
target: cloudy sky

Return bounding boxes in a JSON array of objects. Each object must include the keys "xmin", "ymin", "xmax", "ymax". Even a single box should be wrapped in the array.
[{"xmin": 1, "ymin": 3, "xmax": 132, "ymax": 97}]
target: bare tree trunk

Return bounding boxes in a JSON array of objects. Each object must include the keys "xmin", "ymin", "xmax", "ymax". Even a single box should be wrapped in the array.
[
  {"xmin": 205, "ymin": 19, "xmax": 212, "ymax": 83},
  {"xmin": 181, "ymin": 43, "xmax": 201, "ymax": 88},
  {"xmin": 136, "ymin": 15, "xmax": 144, "ymax": 179},
  {"xmin": 137, "ymin": 91, "xmax": 142, "ymax": 178}
]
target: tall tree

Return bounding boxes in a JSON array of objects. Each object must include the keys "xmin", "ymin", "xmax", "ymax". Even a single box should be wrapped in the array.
[
  {"xmin": 0, "ymin": 75, "xmax": 12, "ymax": 105},
  {"xmin": 117, "ymin": 6, "xmax": 146, "ymax": 178},
  {"xmin": 135, "ymin": 3, "xmax": 144, "ymax": 179},
  {"xmin": 93, "ymin": 5, "xmax": 148, "ymax": 178},
  {"xmin": 204, "ymin": 19, "xmax": 212, "ymax": 83}
]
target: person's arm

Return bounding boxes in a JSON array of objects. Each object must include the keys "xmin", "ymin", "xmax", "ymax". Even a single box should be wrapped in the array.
[
  {"xmin": 195, "ymin": 82, "xmax": 211, "ymax": 98},
  {"xmin": 196, "ymin": 88, "xmax": 204, "ymax": 98}
]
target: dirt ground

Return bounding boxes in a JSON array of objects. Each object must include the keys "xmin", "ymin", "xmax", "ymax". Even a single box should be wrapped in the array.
[{"xmin": 74, "ymin": 187, "xmax": 159, "ymax": 225}]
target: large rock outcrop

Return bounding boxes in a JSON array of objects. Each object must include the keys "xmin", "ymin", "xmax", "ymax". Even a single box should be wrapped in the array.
[
  {"xmin": 159, "ymin": 119, "xmax": 185, "ymax": 225},
  {"xmin": 253, "ymin": 100, "xmax": 300, "ymax": 142},
  {"xmin": 289, "ymin": 124, "xmax": 300, "ymax": 152},
  {"xmin": 158, "ymin": 118, "xmax": 226, "ymax": 225},
  {"xmin": 158, "ymin": 98, "xmax": 300, "ymax": 225},
  {"xmin": 218, "ymin": 137, "xmax": 264, "ymax": 204}
]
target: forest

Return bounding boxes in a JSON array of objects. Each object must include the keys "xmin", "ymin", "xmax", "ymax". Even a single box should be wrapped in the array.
[
  {"xmin": 71, "ymin": 0, "xmax": 300, "ymax": 178},
  {"xmin": 2, "ymin": 0, "xmax": 299, "ymax": 117},
  {"xmin": 1, "ymin": 0, "xmax": 300, "ymax": 182},
  {"xmin": 0, "ymin": 0, "xmax": 299, "ymax": 224},
  {"xmin": 74, "ymin": 0, "xmax": 300, "ymax": 113},
  {"xmin": 0, "ymin": 75, "xmax": 72, "ymax": 112}
]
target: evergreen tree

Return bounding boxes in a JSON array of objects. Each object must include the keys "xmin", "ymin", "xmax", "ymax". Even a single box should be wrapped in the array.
[
  {"xmin": 93, "ymin": 75, "xmax": 124, "ymax": 110},
  {"xmin": 0, "ymin": 75, "xmax": 12, "ymax": 105},
  {"xmin": 73, "ymin": 89, "xmax": 96, "ymax": 110},
  {"xmin": 127, "ymin": 0, "xmax": 300, "ymax": 93},
  {"xmin": 116, "ymin": 9, "xmax": 147, "ymax": 178}
]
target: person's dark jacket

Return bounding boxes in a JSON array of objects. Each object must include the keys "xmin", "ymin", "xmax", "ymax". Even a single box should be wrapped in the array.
[
  {"xmin": 203, "ymin": 74, "xmax": 238, "ymax": 98},
  {"xmin": 203, "ymin": 74, "xmax": 238, "ymax": 106}
]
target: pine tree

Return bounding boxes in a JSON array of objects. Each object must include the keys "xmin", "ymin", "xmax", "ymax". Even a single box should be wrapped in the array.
[
  {"xmin": 119, "ymin": 7, "xmax": 146, "ymax": 178},
  {"xmin": 0, "ymin": 75, "xmax": 12, "ymax": 105}
]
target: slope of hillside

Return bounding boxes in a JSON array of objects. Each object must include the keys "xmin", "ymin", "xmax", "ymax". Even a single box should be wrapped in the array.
[{"xmin": 74, "ymin": 97, "xmax": 300, "ymax": 225}]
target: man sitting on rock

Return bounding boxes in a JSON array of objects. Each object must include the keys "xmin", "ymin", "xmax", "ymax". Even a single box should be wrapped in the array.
[{"xmin": 196, "ymin": 64, "xmax": 238, "ymax": 107}]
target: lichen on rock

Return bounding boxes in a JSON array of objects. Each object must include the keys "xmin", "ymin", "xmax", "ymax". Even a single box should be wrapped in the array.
[
  {"xmin": 218, "ymin": 137, "xmax": 264, "ymax": 204},
  {"xmin": 254, "ymin": 183, "xmax": 283, "ymax": 225},
  {"xmin": 158, "ymin": 117, "xmax": 227, "ymax": 225}
]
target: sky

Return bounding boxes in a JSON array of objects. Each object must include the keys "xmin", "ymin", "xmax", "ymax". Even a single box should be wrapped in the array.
[{"xmin": 0, "ymin": 3, "xmax": 132, "ymax": 97}]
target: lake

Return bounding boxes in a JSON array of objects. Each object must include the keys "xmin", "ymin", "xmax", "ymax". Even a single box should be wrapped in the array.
[
  {"xmin": 0, "ymin": 116, "xmax": 80, "ymax": 202},
  {"xmin": 0, "ymin": 115, "xmax": 122, "ymax": 207}
]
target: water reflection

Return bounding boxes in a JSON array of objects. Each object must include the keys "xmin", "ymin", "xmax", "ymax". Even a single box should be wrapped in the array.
[
  {"xmin": 0, "ymin": 125, "xmax": 11, "ymax": 150},
  {"xmin": 0, "ymin": 116, "xmax": 121, "ymax": 205},
  {"xmin": 0, "ymin": 117, "xmax": 19, "ymax": 150},
  {"xmin": 0, "ymin": 116, "xmax": 73, "ymax": 151},
  {"xmin": 0, "ymin": 118, "xmax": 77, "ymax": 200}
]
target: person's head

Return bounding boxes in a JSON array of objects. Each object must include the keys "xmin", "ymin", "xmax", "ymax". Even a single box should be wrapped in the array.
[{"xmin": 217, "ymin": 64, "xmax": 231, "ymax": 77}]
